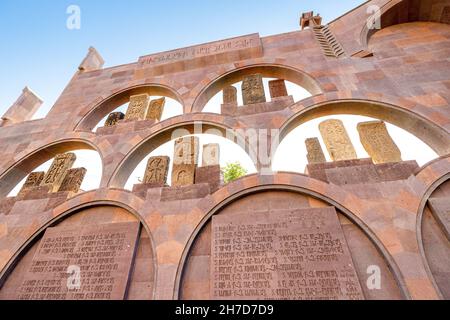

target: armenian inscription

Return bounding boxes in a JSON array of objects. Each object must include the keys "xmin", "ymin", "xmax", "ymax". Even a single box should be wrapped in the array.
[
  {"xmin": 16, "ymin": 222, "xmax": 140, "ymax": 300},
  {"xmin": 211, "ymin": 207, "xmax": 365, "ymax": 300}
]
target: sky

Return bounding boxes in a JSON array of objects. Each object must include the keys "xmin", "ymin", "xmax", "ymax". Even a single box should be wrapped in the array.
[{"xmin": 2, "ymin": 0, "xmax": 439, "ymax": 196}]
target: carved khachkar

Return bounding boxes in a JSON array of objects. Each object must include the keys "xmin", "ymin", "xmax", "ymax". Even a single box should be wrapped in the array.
[
  {"xmin": 305, "ymin": 138, "xmax": 326, "ymax": 164},
  {"xmin": 223, "ymin": 86, "xmax": 238, "ymax": 105},
  {"xmin": 41, "ymin": 153, "xmax": 77, "ymax": 193},
  {"xmin": 18, "ymin": 172, "xmax": 45, "ymax": 197},
  {"xmin": 146, "ymin": 97, "xmax": 166, "ymax": 121},
  {"xmin": 268, "ymin": 79, "xmax": 288, "ymax": 99},
  {"xmin": 143, "ymin": 156, "xmax": 170, "ymax": 185},
  {"xmin": 125, "ymin": 94, "xmax": 150, "ymax": 121},
  {"xmin": 202, "ymin": 144, "xmax": 220, "ymax": 167},
  {"xmin": 319, "ymin": 120, "xmax": 357, "ymax": 161},
  {"xmin": 357, "ymin": 121, "xmax": 402, "ymax": 164},
  {"xmin": 58, "ymin": 168, "xmax": 87, "ymax": 193},
  {"xmin": 172, "ymin": 136, "xmax": 199, "ymax": 187},
  {"xmin": 242, "ymin": 74, "xmax": 266, "ymax": 105},
  {"xmin": 104, "ymin": 112, "xmax": 125, "ymax": 127}
]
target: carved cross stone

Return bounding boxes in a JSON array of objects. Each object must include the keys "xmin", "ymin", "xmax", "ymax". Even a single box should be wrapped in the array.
[
  {"xmin": 223, "ymin": 86, "xmax": 238, "ymax": 105},
  {"xmin": 58, "ymin": 168, "xmax": 87, "ymax": 193},
  {"xmin": 125, "ymin": 94, "xmax": 150, "ymax": 121},
  {"xmin": 202, "ymin": 144, "xmax": 220, "ymax": 167},
  {"xmin": 305, "ymin": 138, "xmax": 326, "ymax": 164},
  {"xmin": 18, "ymin": 172, "xmax": 45, "ymax": 197},
  {"xmin": 357, "ymin": 121, "xmax": 402, "ymax": 164},
  {"xmin": 319, "ymin": 120, "xmax": 357, "ymax": 161},
  {"xmin": 143, "ymin": 156, "xmax": 170, "ymax": 185},
  {"xmin": 172, "ymin": 137, "xmax": 199, "ymax": 187},
  {"xmin": 41, "ymin": 153, "xmax": 77, "ymax": 193},
  {"xmin": 146, "ymin": 97, "xmax": 166, "ymax": 122},
  {"xmin": 242, "ymin": 74, "xmax": 266, "ymax": 105},
  {"xmin": 104, "ymin": 112, "xmax": 125, "ymax": 127},
  {"xmin": 269, "ymin": 79, "xmax": 288, "ymax": 99}
]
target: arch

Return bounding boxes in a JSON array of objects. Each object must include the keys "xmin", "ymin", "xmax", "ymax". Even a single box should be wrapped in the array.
[
  {"xmin": 361, "ymin": 0, "xmax": 450, "ymax": 48},
  {"xmin": 174, "ymin": 174, "xmax": 411, "ymax": 300},
  {"xmin": 75, "ymin": 84, "xmax": 185, "ymax": 132},
  {"xmin": 280, "ymin": 97, "xmax": 450, "ymax": 157},
  {"xmin": 0, "ymin": 139, "xmax": 102, "ymax": 199},
  {"xmin": 191, "ymin": 64, "xmax": 323, "ymax": 113},
  {"xmin": 108, "ymin": 115, "xmax": 256, "ymax": 189}
]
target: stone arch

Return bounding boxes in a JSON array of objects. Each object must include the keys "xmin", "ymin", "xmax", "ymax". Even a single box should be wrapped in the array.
[
  {"xmin": 0, "ymin": 138, "xmax": 103, "ymax": 199},
  {"xmin": 0, "ymin": 191, "xmax": 157, "ymax": 300},
  {"xmin": 361, "ymin": 0, "xmax": 450, "ymax": 48},
  {"xmin": 190, "ymin": 64, "xmax": 323, "ymax": 113},
  {"xmin": 280, "ymin": 96, "xmax": 450, "ymax": 157},
  {"xmin": 75, "ymin": 84, "xmax": 185, "ymax": 132},
  {"xmin": 174, "ymin": 174, "xmax": 410, "ymax": 300},
  {"xmin": 107, "ymin": 115, "xmax": 256, "ymax": 189}
]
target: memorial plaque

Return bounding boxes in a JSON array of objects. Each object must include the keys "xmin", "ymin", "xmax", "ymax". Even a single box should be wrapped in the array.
[
  {"xmin": 242, "ymin": 74, "xmax": 266, "ymax": 105},
  {"xmin": 269, "ymin": 79, "xmax": 288, "ymax": 99},
  {"xmin": 357, "ymin": 121, "xmax": 402, "ymax": 164},
  {"xmin": 104, "ymin": 112, "xmax": 125, "ymax": 127},
  {"xmin": 428, "ymin": 197, "xmax": 450, "ymax": 241},
  {"xmin": 172, "ymin": 137, "xmax": 199, "ymax": 187},
  {"xmin": 16, "ymin": 222, "xmax": 140, "ymax": 300},
  {"xmin": 223, "ymin": 86, "xmax": 238, "ymax": 105},
  {"xmin": 319, "ymin": 120, "xmax": 357, "ymax": 162},
  {"xmin": 146, "ymin": 97, "xmax": 166, "ymax": 122},
  {"xmin": 202, "ymin": 143, "xmax": 220, "ymax": 167},
  {"xmin": 58, "ymin": 168, "xmax": 87, "ymax": 193},
  {"xmin": 305, "ymin": 138, "xmax": 326, "ymax": 164},
  {"xmin": 41, "ymin": 153, "xmax": 77, "ymax": 193},
  {"xmin": 211, "ymin": 207, "xmax": 365, "ymax": 300},
  {"xmin": 18, "ymin": 172, "xmax": 45, "ymax": 197},
  {"xmin": 125, "ymin": 94, "xmax": 150, "ymax": 121},
  {"xmin": 143, "ymin": 156, "xmax": 170, "ymax": 185}
]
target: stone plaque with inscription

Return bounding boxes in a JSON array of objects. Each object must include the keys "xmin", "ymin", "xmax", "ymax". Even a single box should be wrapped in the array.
[
  {"xmin": 305, "ymin": 138, "xmax": 326, "ymax": 164},
  {"xmin": 58, "ymin": 168, "xmax": 87, "ymax": 193},
  {"xmin": 15, "ymin": 222, "xmax": 140, "ymax": 300},
  {"xmin": 104, "ymin": 112, "xmax": 125, "ymax": 127},
  {"xmin": 319, "ymin": 120, "xmax": 357, "ymax": 162},
  {"xmin": 41, "ymin": 153, "xmax": 77, "ymax": 193},
  {"xmin": 269, "ymin": 79, "xmax": 288, "ymax": 99},
  {"xmin": 18, "ymin": 172, "xmax": 45, "ymax": 197},
  {"xmin": 242, "ymin": 74, "xmax": 266, "ymax": 105},
  {"xmin": 146, "ymin": 98, "xmax": 166, "ymax": 122},
  {"xmin": 202, "ymin": 144, "xmax": 220, "ymax": 167},
  {"xmin": 428, "ymin": 197, "xmax": 450, "ymax": 241},
  {"xmin": 211, "ymin": 207, "xmax": 365, "ymax": 300},
  {"xmin": 357, "ymin": 121, "xmax": 402, "ymax": 164},
  {"xmin": 223, "ymin": 86, "xmax": 238, "ymax": 105},
  {"xmin": 143, "ymin": 156, "xmax": 170, "ymax": 185},
  {"xmin": 125, "ymin": 94, "xmax": 150, "ymax": 121}
]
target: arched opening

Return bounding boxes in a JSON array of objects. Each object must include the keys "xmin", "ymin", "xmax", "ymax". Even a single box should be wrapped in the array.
[
  {"xmin": 76, "ymin": 85, "xmax": 184, "ymax": 132},
  {"xmin": 192, "ymin": 65, "xmax": 322, "ymax": 113},
  {"xmin": 0, "ymin": 140, "xmax": 103, "ymax": 199}
]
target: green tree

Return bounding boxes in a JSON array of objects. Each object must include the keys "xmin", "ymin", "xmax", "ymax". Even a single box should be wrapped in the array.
[{"xmin": 222, "ymin": 162, "xmax": 248, "ymax": 184}]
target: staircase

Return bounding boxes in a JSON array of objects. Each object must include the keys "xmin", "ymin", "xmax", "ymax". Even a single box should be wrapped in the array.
[{"xmin": 312, "ymin": 25, "xmax": 345, "ymax": 58}]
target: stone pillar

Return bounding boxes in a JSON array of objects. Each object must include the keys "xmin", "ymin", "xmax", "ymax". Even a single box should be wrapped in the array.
[
  {"xmin": 40, "ymin": 153, "xmax": 77, "ymax": 193},
  {"xmin": 143, "ymin": 156, "xmax": 170, "ymax": 186},
  {"xmin": 223, "ymin": 86, "xmax": 238, "ymax": 105},
  {"xmin": 146, "ymin": 98, "xmax": 166, "ymax": 122},
  {"xmin": 269, "ymin": 79, "xmax": 288, "ymax": 99},
  {"xmin": 1, "ymin": 87, "xmax": 43, "ymax": 126},
  {"xmin": 319, "ymin": 119, "xmax": 357, "ymax": 161},
  {"xmin": 104, "ymin": 112, "xmax": 125, "ymax": 127},
  {"xmin": 58, "ymin": 168, "xmax": 87, "ymax": 193},
  {"xmin": 242, "ymin": 74, "xmax": 266, "ymax": 105},
  {"xmin": 125, "ymin": 94, "xmax": 150, "ymax": 121},
  {"xmin": 78, "ymin": 47, "xmax": 105, "ymax": 72},
  {"xmin": 357, "ymin": 121, "xmax": 402, "ymax": 164},
  {"xmin": 17, "ymin": 172, "xmax": 45, "ymax": 197},
  {"xmin": 305, "ymin": 138, "xmax": 326, "ymax": 164},
  {"xmin": 171, "ymin": 137, "xmax": 199, "ymax": 187}
]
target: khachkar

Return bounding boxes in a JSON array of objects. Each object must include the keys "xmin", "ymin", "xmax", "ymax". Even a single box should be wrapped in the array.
[
  {"xmin": 41, "ymin": 153, "xmax": 77, "ymax": 192},
  {"xmin": 17, "ymin": 172, "xmax": 45, "ymax": 197},
  {"xmin": 319, "ymin": 119, "xmax": 357, "ymax": 161},
  {"xmin": 58, "ymin": 168, "xmax": 87, "ymax": 193},
  {"xmin": 357, "ymin": 121, "xmax": 402, "ymax": 164},
  {"xmin": 223, "ymin": 86, "xmax": 238, "ymax": 105},
  {"xmin": 125, "ymin": 94, "xmax": 150, "ymax": 121},
  {"xmin": 305, "ymin": 138, "xmax": 327, "ymax": 164},
  {"xmin": 146, "ymin": 97, "xmax": 166, "ymax": 122},
  {"xmin": 268, "ymin": 79, "xmax": 288, "ymax": 99},
  {"xmin": 171, "ymin": 136, "xmax": 200, "ymax": 187},
  {"xmin": 143, "ymin": 156, "xmax": 170, "ymax": 186},
  {"xmin": 242, "ymin": 74, "xmax": 266, "ymax": 105},
  {"xmin": 202, "ymin": 143, "xmax": 220, "ymax": 167},
  {"xmin": 104, "ymin": 112, "xmax": 125, "ymax": 127}
]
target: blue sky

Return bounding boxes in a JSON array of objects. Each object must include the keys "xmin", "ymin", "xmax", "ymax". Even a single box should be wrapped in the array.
[{"xmin": 0, "ymin": 0, "xmax": 365, "ymax": 118}]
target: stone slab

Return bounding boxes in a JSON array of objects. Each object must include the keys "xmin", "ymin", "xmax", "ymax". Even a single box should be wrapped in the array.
[
  {"xmin": 41, "ymin": 153, "xmax": 76, "ymax": 193},
  {"xmin": 242, "ymin": 74, "xmax": 266, "ymax": 105},
  {"xmin": 143, "ymin": 156, "xmax": 170, "ymax": 185},
  {"xmin": 319, "ymin": 120, "xmax": 357, "ymax": 162},
  {"xmin": 58, "ymin": 168, "xmax": 87, "ymax": 193}
]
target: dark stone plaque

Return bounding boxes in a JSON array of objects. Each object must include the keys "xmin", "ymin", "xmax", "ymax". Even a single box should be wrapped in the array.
[
  {"xmin": 211, "ymin": 207, "xmax": 365, "ymax": 300},
  {"xmin": 428, "ymin": 197, "xmax": 450, "ymax": 241},
  {"xmin": 16, "ymin": 222, "xmax": 140, "ymax": 300}
]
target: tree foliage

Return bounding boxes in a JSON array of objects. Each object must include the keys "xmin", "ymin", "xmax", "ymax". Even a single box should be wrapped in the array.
[{"xmin": 222, "ymin": 162, "xmax": 248, "ymax": 184}]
